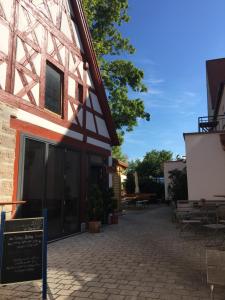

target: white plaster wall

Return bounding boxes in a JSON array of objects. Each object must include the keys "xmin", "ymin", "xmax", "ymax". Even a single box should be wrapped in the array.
[
  {"xmin": 33, "ymin": 54, "xmax": 41, "ymax": 76},
  {"xmin": 68, "ymin": 102, "xmax": 75, "ymax": 122},
  {"xmin": 0, "ymin": 0, "xmax": 13, "ymax": 22},
  {"xmin": 96, "ymin": 117, "xmax": 109, "ymax": 138},
  {"xmin": 87, "ymin": 137, "xmax": 111, "ymax": 151},
  {"xmin": 90, "ymin": 92, "xmax": 102, "ymax": 114},
  {"xmin": 86, "ymin": 91, "xmax": 91, "ymax": 108},
  {"xmin": 61, "ymin": 11, "xmax": 73, "ymax": 42},
  {"xmin": 68, "ymin": 77, "xmax": 76, "ymax": 98},
  {"xmin": 185, "ymin": 132, "xmax": 225, "ymax": 200},
  {"xmin": 14, "ymin": 70, "xmax": 25, "ymax": 95},
  {"xmin": 31, "ymin": 84, "xmax": 40, "ymax": 106},
  {"xmin": 0, "ymin": 22, "xmax": 9, "ymax": 90},
  {"xmin": 17, "ymin": 109, "xmax": 83, "ymax": 141},
  {"xmin": 78, "ymin": 62, "xmax": 84, "ymax": 81},
  {"xmin": 86, "ymin": 111, "xmax": 96, "ymax": 132},
  {"xmin": 72, "ymin": 22, "xmax": 84, "ymax": 51},
  {"xmin": 18, "ymin": 4, "xmax": 30, "ymax": 32},
  {"xmin": 0, "ymin": 23, "xmax": 9, "ymax": 54},
  {"xmin": 0, "ymin": 63, "xmax": 7, "ymax": 91},
  {"xmin": 77, "ymin": 107, "xmax": 83, "ymax": 126},
  {"xmin": 87, "ymin": 70, "xmax": 94, "ymax": 88},
  {"xmin": 164, "ymin": 161, "xmax": 186, "ymax": 201}
]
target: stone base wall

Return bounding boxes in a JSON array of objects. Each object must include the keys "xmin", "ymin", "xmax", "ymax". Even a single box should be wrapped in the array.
[
  {"xmin": 0, "ymin": 100, "xmax": 17, "ymax": 218},
  {"xmin": 112, "ymin": 172, "xmax": 121, "ymax": 210}
]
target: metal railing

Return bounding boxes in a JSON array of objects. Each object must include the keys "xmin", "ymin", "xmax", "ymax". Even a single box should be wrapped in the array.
[{"xmin": 198, "ymin": 115, "xmax": 225, "ymax": 132}]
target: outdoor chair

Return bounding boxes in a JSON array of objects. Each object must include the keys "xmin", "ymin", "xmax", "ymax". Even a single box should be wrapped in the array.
[
  {"xmin": 200, "ymin": 205, "xmax": 225, "ymax": 247},
  {"xmin": 178, "ymin": 207, "xmax": 210, "ymax": 237},
  {"xmin": 174, "ymin": 201, "xmax": 193, "ymax": 222},
  {"xmin": 179, "ymin": 219, "xmax": 202, "ymax": 236},
  {"xmin": 216, "ymin": 205, "xmax": 225, "ymax": 224}
]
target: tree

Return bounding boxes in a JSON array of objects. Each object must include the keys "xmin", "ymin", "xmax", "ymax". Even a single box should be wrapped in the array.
[
  {"xmin": 111, "ymin": 132, "xmax": 128, "ymax": 162},
  {"xmin": 125, "ymin": 150, "xmax": 173, "ymax": 198},
  {"xmin": 136, "ymin": 150, "xmax": 173, "ymax": 178},
  {"xmin": 82, "ymin": 0, "xmax": 150, "ymax": 157},
  {"xmin": 127, "ymin": 159, "xmax": 141, "ymax": 173}
]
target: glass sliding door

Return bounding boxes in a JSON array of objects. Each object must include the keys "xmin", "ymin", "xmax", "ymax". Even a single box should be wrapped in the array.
[
  {"xmin": 45, "ymin": 145, "xmax": 64, "ymax": 239},
  {"xmin": 20, "ymin": 137, "xmax": 81, "ymax": 239},
  {"xmin": 63, "ymin": 149, "xmax": 80, "ymax": 234},
  {"xmin": 21, "ymin": 139, "xmax": 45, "ymax": 218},
  {"xmin": 88, "ymin": 154, "xmax": 108, "ymax": 189}
]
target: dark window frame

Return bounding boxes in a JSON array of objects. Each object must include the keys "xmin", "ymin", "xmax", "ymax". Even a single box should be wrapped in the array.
[{"xmin": 45, "ymin": 61, "xmax": 64, "ymax": 116}]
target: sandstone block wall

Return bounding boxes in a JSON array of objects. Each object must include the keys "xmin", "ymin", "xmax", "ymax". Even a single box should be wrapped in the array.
[
  {"xmin": 112, "ymin": 172, "xmax": 121, "ymax": 210},
  {"xmin": 0, "ymin": 101, "xmax": 17, "ymax": 217}
]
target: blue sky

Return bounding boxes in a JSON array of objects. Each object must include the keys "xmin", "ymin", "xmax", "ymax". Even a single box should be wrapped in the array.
[{"xmin": 119, "ymin": 0, "xmax": 225, "ymax": 160}]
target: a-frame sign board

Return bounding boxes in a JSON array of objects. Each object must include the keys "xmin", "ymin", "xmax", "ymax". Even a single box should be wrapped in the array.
[{"xmin": 0, "ymin": 209, "xmax": 48, "ymax": 299}]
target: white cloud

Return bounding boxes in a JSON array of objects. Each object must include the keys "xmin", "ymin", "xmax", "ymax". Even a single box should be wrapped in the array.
[
  {"xmin": 184, "ymin": 91, "xmax": 197, "ymax": 97},
  {"xmin": 135, "ymin": 58, "xmax": 156, "ymax": 65},
  {"xmin": 149, "ymin": 88, "xmax": 164, "ymax": 95},
  {"xmin": 144, "ymin": 78, "xmax": 165, "ymax": 85}
]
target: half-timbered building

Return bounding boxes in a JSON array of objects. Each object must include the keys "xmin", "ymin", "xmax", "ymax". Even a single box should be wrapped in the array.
[{"xmin": 0, "ymin": 0, "xmax": 119, "ymax": 238}]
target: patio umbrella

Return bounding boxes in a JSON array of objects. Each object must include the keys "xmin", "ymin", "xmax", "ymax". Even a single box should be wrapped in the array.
[{"xmin": 134, "ymin": 171, "xmax": 140, "ymax": 194}]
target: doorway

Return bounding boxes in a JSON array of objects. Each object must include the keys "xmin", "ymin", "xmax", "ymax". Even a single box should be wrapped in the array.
[{"xmin": 19, "ymin": 137, "xmax": 80, "ymax": 239}]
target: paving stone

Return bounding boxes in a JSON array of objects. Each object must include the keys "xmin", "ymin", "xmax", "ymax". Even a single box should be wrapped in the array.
[
  {"xmin": 0, "ymin": 206, "xmax": 225, "ymax": 300},
  {"xmin": 108, "ymin": 295, "xmax": 125, "ymax": 300},
  {"xmin": 91, "ymin": 292, "xmax": 108, "ymax": 299}
]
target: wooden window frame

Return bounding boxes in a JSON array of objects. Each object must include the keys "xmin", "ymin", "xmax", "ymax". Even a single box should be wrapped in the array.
[{"xmin": 45, "ymin": 61, "xmax": 64, "ymax": 117}]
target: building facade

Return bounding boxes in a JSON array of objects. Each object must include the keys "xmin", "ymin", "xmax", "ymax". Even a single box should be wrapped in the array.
[
  {"xmin": 112, "ymin": 159, "xmax": 128, "ymax": 210},
  {"xmin": 0, "ymin": 0, "xmax": 118, "ymax": 239},
  {"xmin": 184, "ymin": 58, "xmax": 225, "ymax": 201}
]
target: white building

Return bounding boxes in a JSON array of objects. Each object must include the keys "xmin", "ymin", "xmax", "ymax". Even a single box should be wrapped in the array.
[{"xmin": 184, "ymin": 58, "xmax": 225, "ymax": 201}]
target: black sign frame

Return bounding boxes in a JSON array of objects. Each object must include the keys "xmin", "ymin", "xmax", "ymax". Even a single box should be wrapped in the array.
[{"xmin": 0, "ymin": 210, "xmax": 47, "ymax": 299}]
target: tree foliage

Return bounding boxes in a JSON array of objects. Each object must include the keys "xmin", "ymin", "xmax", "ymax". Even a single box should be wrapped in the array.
[
  {"xmin": 111, "ymin": 132, "xmax": 128, "ymax": 162},
  {"xmin": 135, "ymin": 150, "xmax": 173, "ymax": 178},
  {"xmin": 82, "ymin": 0, "xmax": 150, "ymax": 136},
  {"xmin": 125, "ymin": 150, "xmax": 173, "ymax": 198}
]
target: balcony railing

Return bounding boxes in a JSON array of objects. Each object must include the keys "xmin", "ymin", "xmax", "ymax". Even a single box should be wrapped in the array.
[{"xmin": 198, "ymin": 115, "xmax": 225, "ymax": 132}]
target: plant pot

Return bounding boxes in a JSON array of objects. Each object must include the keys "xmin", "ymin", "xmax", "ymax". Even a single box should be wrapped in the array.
[
  {"xmin": 111, "ymin": 214, "xmax": 118, "ymax": 224},
  {"xmin": 88, "ymin": 221, "xmax": 101, "ymax": 233},
  {"xmin": 108, "ymin": 213, "xmax": 112, "ymax": 225}
]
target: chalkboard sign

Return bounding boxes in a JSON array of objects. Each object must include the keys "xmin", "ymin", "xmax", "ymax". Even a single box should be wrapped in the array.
[
  {"xmin": 0, "ymin": 211, "xmax": 47, "ymax": 299},
  {"xmin": 1, "ymin": 231, "xmax": 42, "ymax": 284}
]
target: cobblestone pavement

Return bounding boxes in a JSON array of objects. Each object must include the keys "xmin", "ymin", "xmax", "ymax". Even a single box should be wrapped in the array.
[{"xmin": 1, "ymin": 205, "xmax": 225, "ymax": 299}]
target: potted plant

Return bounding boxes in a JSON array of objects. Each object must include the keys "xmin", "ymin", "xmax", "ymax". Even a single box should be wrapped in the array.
[
  {"xmin": 102, "ymin": 187, "xmax": 114, "ymax": 225},
  {"xmin": 88, "ymin": 185, "xmax": 103, "ymax": 233},
  {"xmin": 104, "ymin": 188, "xmax": 118, "ymax": 225},
  {"xmin": 111, "ymin": 196, "xmax": 119, "ymax": 224}
]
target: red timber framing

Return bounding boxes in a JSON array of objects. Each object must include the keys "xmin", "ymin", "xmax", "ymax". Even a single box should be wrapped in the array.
[
  {"xmin": 0, "ymin": 0, "xmax": 119, "ymax": 230},
  {"xmin": 0, "ymin": 0, "xmax": 119, "ymax": 146},
  {"xmin": 10, "ymin": 117, "xmax": 111, "ymax": 157}
]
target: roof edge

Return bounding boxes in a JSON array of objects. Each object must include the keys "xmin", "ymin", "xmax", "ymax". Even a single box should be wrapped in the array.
[{"xmin": 72, "ymin": 0, "xmax": 119, "ymax": 146}]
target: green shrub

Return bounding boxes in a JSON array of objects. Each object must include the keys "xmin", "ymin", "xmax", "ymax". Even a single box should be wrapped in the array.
[
  {"xmin": 88, "ymin": 185, "xmax": 103, "ymax": 221},
  {"xmin": 102, "ymin": 187, "xmax": 117, "ymax": 223},
  {"xmin": 168, "ymin": 168, "xmax": 188, "ymax": 201}
]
